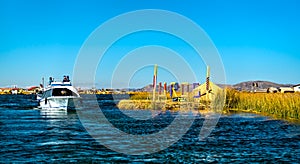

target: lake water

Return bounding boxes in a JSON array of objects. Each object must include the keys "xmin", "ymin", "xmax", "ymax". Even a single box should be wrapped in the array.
[{"xmin": 0, "ymin": 95, "xmax": 299, "ymax": 163}]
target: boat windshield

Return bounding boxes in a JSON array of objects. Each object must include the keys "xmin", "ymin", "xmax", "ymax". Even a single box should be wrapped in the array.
[{"xmin": 52, "ymin": 88, "xmax": 77, "ymax": 96}]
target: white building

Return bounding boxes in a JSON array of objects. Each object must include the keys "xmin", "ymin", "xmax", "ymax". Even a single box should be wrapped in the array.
[
  {"xmin": 278, "ymin": 87, "xmax": 294, "ymax": 93},
  {"xmin": 293, "ymin": 84, "xmax": 300, "ymax": 92}
]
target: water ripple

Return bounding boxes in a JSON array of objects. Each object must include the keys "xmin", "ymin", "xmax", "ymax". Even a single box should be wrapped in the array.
[{"xmin": 0, "ymin": 95, "xmax": 299, "ymax": 162}]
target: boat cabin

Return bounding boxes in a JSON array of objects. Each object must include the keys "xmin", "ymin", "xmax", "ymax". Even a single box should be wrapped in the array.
[{"xmin": 42, "ymin": 81, "xmax": 79, "ymax": 98}]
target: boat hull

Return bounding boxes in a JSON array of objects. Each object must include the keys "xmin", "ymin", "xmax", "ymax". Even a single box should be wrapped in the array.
[{"xmin": 39, "ymin": 97, "xmax": 82, "ymax": 110}]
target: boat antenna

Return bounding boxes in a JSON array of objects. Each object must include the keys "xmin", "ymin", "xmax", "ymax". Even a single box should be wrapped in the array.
[{"xmin": 42, "ymin": 77, "xmax": 44, "ymax": 89}]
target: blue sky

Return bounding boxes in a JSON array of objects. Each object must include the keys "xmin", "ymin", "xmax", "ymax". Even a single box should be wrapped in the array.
[{"xmin": 0, "ymin": 0, "xmax": 299, "ymax": 88}]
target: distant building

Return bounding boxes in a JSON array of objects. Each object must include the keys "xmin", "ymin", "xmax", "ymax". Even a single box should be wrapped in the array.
[
  {"xmin": 293, "ymin": 84, "xmax": 300, "ymax": 92},
  {"xmin": 267, "ymin": 87, "xmax": 278, "ymax": 93},
  {"xmin": 278, "ymin": 87, "xmax": 294, "ymax": 93},
  {"xmin": 0, "ymin": 88, "xmax": 11, "ymax": 94}
]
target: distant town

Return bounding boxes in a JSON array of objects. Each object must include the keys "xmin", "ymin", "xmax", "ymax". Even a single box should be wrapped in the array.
[{"xmin": 1, "ymin": 80, "xmax": 299, "ymax": 95}]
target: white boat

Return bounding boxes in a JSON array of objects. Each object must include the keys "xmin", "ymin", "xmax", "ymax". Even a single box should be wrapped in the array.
[{"xmin": 38, "ymin": 80, "xmax": 81, "ymax": 110}]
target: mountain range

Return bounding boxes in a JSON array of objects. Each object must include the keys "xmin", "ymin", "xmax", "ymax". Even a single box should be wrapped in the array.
[{"xmin": 137, "ymin": 81, "xmax": 295, "ymax": 92}]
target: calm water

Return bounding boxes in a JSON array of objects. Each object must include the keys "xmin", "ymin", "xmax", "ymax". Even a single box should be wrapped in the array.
[{"xmin": 0, "ymin": 95, "xmax": 299, "ymax": 163}]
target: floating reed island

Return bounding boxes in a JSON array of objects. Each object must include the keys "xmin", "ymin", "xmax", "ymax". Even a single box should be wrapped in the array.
[
  {"xmin": 117, "ymin": 65, "xmax": 225, "ymax": 113},
  {"xmin": 117, "ymin": 64, "xmax": 300, "ymax": 121},
  {"xmin": 117, "ymin": 87, "xmax": 225, "ymax": 113},
  {"xmin": 117, "ymin": 89, "xmax": 300, "ymax": 121},
  {"xmin": 117, "ymin": 99, "xmax": 207, "ymax": 111}
]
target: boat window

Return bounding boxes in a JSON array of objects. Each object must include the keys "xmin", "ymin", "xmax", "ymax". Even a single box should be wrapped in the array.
[
  {"xmin": 42, "ymin": 90, "xmax": 52, "ymax": 98},
  {"xmin": 52, "ymin": 88, "xmax": 76, "ymax": 96}
]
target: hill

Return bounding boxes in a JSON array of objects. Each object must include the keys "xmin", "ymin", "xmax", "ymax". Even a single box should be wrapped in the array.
[
  {"xmin": 232, "ymin": 80, "xmax": 293, "ymax": 91},
  {"xmin": 138, "ymin": 81, "xmax": 295, "ymax": 92}
]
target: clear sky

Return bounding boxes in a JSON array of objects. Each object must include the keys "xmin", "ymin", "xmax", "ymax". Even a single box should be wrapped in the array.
[{"xmin": 0, "ymin": 0, "xmax": 299, "ymax": 88}]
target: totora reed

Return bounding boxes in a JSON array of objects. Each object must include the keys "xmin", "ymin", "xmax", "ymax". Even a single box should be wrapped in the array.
[{"xmin": 225, "ymin": 89, "xmax": 300, "ymax": 120}]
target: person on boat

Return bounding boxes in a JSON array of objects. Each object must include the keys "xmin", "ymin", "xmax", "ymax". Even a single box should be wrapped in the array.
[
  {"xmin": 63, "ymin": 76, "xmax": 68, "ymax": 82},
  {"xmin": 66, "ymin": 76, "xmax": 70, "ymax": 82},
  {"xmin": 61, "ymin": 89, "xmax": 67, "ymax": 96},
  {"xmin": 49, "ymin": 77, "xmax": 53, "ymax": 85}
]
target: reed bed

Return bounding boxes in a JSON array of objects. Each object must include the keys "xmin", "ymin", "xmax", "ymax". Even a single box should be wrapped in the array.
[
  {"xmin": 126, "ymin": 90, "xmax": 300, "ymax": 120},
  {"xmin": 129, "ymin": 92, "xmax": 173, "ymax": 100},
  {"xmin": 225, "ymin": 89, "xmax": 300, "ymax": 120},
  {"xmin": 129, "ymin": 92, "xmax": 151, "ymax": 100}
]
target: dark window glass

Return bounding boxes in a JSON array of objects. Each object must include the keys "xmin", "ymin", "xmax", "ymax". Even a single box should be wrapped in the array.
[{"xmin": 52, "ymin": 88, "xmax": 75, "ymax": 96}]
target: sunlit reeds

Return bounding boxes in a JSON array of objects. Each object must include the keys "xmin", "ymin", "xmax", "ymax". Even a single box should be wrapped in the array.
[
  {"xmin": 225, "ymin": 89, "xmax": 300, "ymax": 120},
  {"xmin": 125, "ymin": 89, "xmax": 300, "ymax": 120}
]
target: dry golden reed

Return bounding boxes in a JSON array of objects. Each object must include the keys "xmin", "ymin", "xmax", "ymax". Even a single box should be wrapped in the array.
[
  {"xmin": 225, "ymin": 88, "xmax": 300, "ymax": 120},
  {"xmin": 127, "ymin": 90, "xmax": 300, "ymax": 120}
]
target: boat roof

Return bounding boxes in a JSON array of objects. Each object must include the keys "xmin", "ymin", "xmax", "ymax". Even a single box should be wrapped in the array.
[
  {"xmin": 45, "ymin": 81, "xmax": 79, "ymax": 94},
  {"xmin": 50, "ymin": 82, "xmax": 72, "ymax": 87}
]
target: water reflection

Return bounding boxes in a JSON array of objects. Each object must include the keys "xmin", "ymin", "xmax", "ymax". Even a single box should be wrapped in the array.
[{"xmin": 39, "ymin": 108, "xmax": 68, "ymax": 118}]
